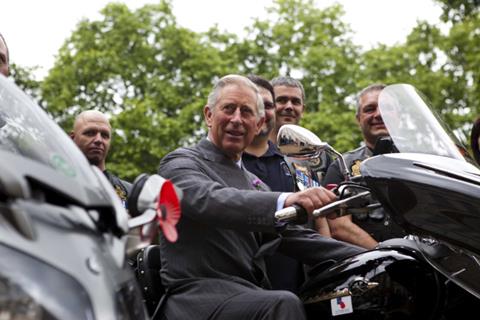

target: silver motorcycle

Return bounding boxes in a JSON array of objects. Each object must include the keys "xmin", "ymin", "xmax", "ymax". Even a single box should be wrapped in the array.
[{"xmin": 0, "ymin": 74, "xmax": 181, "ymax": 319}]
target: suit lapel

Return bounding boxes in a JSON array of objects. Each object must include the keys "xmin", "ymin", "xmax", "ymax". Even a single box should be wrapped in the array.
[{"xmin": 195, "ymin": 139, "xmax": 276, "ymax": 289}]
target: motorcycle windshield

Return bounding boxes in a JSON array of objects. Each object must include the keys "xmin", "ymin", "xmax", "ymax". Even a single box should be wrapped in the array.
[
  {"xmin": 378, "ymin": 84, "xmax": 467, "ymax": 161},
  {"xmin": 0, "ymin": 75, "xmax": 101, "ymax": 191},
  {"xmin": 378, "ymin": 84, "xmax": 480, "ymax": 299}
]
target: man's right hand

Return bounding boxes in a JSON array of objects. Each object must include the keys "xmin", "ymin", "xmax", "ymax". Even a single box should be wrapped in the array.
[{"xmin": 284, "ymin": 187, "xmax": 336, "ymax": 217}]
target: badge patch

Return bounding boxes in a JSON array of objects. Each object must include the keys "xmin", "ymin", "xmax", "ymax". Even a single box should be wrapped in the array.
[
  {"xmin": 280, "ymin": 162, "xmax": 292, "ymax": 176},
  {"xmin": 350, "ymin": 159, "xmax": 363, "ymax": 176},
  {"xmin": 114, "ymin": 185, "xmax": 127, "ymax": 201},
  {"xmin": 330, "ymin": 295, "xmax": 353, "ymax": 316},
  {"xmin": 114, "ymin": 185, "xmax": 128, "ymax": 208}
]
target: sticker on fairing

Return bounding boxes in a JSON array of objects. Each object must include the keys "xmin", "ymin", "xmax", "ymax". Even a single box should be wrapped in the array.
[
  {"xmin": 330, "ymin": 295, "xmax": 353, "ymax": 316},
  {"xmin": 50, "ymin": 154, "xmax": 76, "ymax": 177}
]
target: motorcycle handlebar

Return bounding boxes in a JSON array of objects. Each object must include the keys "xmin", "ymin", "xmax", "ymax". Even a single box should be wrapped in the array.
[
  {"xmin": 274, "ymin": 191, "xmax": 371, "ymax": 223},
  {"xmin": 274, "ymin": 204, "xmax": 308, "ymax": 224}
]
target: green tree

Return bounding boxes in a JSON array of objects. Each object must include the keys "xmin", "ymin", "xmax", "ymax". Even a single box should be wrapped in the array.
[
  {"xmin": 229, "ymin": 0, "xmax": 364, "ymax": 151},
  {"xmin": 441, "ymin": 13, "xmax": 480, "ymax": 138},
  {"xmin": 35, "ymin": 0, "xmax": 480, "ymax": 179},
  {"xmin": 9, "ymin": 63, "xmax": 42, "ymax": 106},
  {"xmin": 435, "ymin": 0, "xmax": 480, "ymax": 23},
  {"xmin": 41, "ymin": 1, "xmax": 233, "ymax": 179},
  {"xmin": 431, "ymin": 0, "xmax": 480, "ymax": 142},
  {"xmin": 360, "ymin": 22, "xmax": 455, "ymax": 113},
  {"xmin": 40, "ymin": 0, "xmax": 367, "ymax": 178}
]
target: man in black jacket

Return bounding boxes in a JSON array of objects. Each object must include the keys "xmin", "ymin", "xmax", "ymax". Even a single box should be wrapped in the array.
[
  {"xmin": 323, "ymin": 84, "xmax": 405, "ymax": 249},
  {"xmin": 70, "ymin": 110, "xmax": 131, "ymax": 207}
]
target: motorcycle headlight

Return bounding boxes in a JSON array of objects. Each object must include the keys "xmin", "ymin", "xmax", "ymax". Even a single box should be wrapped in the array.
[{"xmin": 0, "ymin": 243, "xmax": 94, "ymax": 320}]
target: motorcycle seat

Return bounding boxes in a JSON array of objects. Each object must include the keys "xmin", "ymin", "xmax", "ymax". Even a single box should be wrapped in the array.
[{"xmin": 136, "ymin": 245, "xmax": 165, "ymax": 316}]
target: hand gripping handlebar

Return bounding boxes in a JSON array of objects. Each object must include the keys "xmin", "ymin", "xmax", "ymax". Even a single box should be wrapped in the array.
[{"xmin": 274, "ymin": 191, "xmax": 371, "ymax": 223}]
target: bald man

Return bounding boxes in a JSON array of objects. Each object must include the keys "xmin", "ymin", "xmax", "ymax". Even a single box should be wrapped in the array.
[
  {"xmin": 0, "ymin": 33, "xmax": 10, "ymax": 77},
  {"xmin": 70, "ymin": 110, "xmax": 131, "ymax": 207}
]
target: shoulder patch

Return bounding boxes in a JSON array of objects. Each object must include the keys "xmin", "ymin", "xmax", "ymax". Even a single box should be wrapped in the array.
[
  {"xmin": 350, "ymin": 159, "xmax": 363, "ymax": 176},
  {"xmin": 114, "ymin": 184, "xmax": 128, "ymax": 201}
]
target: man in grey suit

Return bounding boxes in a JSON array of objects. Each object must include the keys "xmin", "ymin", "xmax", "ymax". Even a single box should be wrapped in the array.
[{"xmin": 158, "ymin": 74, "xmax": 363, "ymax": 319}]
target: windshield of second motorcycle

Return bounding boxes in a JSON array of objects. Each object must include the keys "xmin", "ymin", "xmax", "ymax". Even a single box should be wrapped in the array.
[
  {"xmin": 0, "ymin": 75, "xmax": 101, "ymax": 188},
  {"xmin": 378, "ymin": 84, "xmax": 467, "ymax": 161}
]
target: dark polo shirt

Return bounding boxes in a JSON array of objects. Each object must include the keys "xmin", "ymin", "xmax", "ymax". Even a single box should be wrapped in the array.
[{"xmin": 243, "ymin": 141, "xmax": 295, "ymax": 192}]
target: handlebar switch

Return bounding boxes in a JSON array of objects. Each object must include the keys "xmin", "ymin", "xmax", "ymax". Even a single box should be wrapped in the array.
[
  {"xmin": 325, "ymin": 184, "xmax": 338, "ymax": 191},
  {"xmin": 292, "ymin": 203, "xmax": 308, "ymax": 225}
]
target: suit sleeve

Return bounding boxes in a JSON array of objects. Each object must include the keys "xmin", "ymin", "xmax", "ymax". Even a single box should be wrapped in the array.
[
  {"xmin": 277, "ymin": 225, "xmax": 364, "ymax": 265},
  {"xmin": 159, "ymin": 151, "xmax": 282, "ymax": 233}
]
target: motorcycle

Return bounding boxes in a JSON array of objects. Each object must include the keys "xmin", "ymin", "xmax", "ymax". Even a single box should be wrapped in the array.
[
  {"xmin": 0, "ymin": 74, "xmax": 181, "ymax": 319},
  {"xmin": 275, "ymin": 84, "xmax": 480, "ymax": 319}
]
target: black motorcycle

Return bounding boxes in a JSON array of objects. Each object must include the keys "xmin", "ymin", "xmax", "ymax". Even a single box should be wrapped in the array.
[
  {"xmin": 275, "ymin": 84, "xmax": 480, "ymax": 319},
  {"xmin": 0, "ymin": 74, "xmax": 181, "ymax": 319}
]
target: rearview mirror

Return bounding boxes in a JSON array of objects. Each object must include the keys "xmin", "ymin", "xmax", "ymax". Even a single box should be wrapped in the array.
[
  {"xmin": 277, "ymin": 124, "xmax": 328, "ymax": 157},
  {"xmin": 277, "ymin": 124, "xmax": 351, "ymax": 181}
]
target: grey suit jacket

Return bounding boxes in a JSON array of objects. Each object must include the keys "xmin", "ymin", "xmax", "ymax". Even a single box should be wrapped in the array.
[{"xmin": 158, "ymin": 138, "xmax": 363, "ymax": 290}]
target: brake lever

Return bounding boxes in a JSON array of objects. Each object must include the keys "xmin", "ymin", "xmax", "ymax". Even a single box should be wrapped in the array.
[{"xmin": 312, "ymin": 191, "xmax": 371, "ymax": 219}]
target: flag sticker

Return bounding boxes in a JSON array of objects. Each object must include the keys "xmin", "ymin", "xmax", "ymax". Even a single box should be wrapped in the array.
[{"xmin": 331, "ymin": 295, "xmax": 353, "ymax": 316}]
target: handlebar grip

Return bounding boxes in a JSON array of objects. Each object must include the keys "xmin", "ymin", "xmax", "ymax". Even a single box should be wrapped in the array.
[{"xmin": 274, "ymin": 203, "xmax": 308, "ymax": 224}]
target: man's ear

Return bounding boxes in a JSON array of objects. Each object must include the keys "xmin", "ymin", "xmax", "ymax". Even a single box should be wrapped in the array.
[
  {"xmin": 204, "ymin": 105, "xmax": 213, "ymax": 128},
  {"xmin": 256, "ymin": 116, "xmax": 265, "ymax": 134},
  {"xmin": 69, "ymin": 131, "xmax": 75, "ymax": 140},
  {"xmin": 299, "ymin": 104, "xmax": 305, "ymax": 120}
]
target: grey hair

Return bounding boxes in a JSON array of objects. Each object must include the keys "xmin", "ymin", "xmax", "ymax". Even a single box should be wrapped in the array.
[
  {"xmin": 207, "ymin": 74, "xmax": 265, "ymax": 118},
  {"xmin": 355, "ymin": 83, "xmax": 386, "ymax": 116},
  {"xmin": 271, "ymin": 76, "xmax": 305, "ymax": 103}
]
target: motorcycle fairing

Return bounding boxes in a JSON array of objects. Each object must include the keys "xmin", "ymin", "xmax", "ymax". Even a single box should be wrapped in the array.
[{"xmin": 361, "ymin": 154, "xmax": 480, "ymax": 301}]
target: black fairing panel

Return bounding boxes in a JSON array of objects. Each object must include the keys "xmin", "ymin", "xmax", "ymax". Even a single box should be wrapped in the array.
[
  {"xmin": 361, "ymin": 154, "xmax": 480, "ymax": 255},
  {"xmin": 301, "ymin": 249, "xmax": 441, "ymax": 319}
]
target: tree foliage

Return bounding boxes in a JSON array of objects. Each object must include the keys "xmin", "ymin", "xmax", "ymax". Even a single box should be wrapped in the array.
[
  {"xmin": 435, "ymin": 0, "xmax": 480, "ymax": 23},
  {"xmin": 229, "ymin": 0, "xmax": 363, "ymax": 150},
  {"xmin": 10, "ymin": 0, "xmax": 480, "ymax": 179},
  {"xmin": 9, "ymin": 63, "xmax": 42, "ymax": 105},
  {"xmin": 40, "ymin": 1, "xmax": 234, "ymax": 179},
  {"xmin": 431, "ymin": 0, "xmax": 480, "ymax": 141}
]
